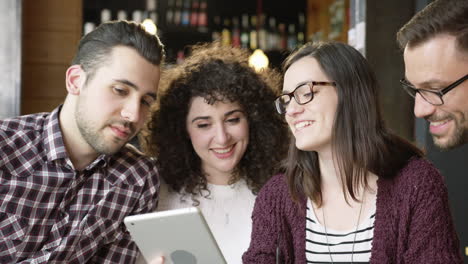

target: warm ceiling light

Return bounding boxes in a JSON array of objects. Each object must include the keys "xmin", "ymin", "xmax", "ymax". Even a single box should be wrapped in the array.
[
  {"xmin": 248, "ymin": 49, "xmax": 269, "ymax": 72},
  {"xmin": 142, "ymin": 19, "xmax": 157, "ymax": 35}
]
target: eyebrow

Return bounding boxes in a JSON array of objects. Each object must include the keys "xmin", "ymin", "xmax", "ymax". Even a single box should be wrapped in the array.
[
  {"xmin": 114, "ymin": 79, "xmax": 157, "ymax": 100},
  {"xmin": 190, "ymin": 109, "xmax": 245, "ymax": 123},
  {"xmin": 282, "ymin": 80, "xmax": 312, "ymax": 95},
  {"xmin": 408, "ymin": 75, "xmax": 453, "ymax": 86}
]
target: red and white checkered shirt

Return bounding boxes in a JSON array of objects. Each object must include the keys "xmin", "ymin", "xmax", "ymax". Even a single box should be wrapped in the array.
[{"xmin": 0, "ymin": 106, "xmax": 159, "ymax": 263}]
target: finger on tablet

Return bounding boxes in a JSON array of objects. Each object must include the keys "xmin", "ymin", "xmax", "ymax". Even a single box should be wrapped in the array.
[{"xmin": 150, "ymin": 256, "xmax": 164, "ymax": 264}]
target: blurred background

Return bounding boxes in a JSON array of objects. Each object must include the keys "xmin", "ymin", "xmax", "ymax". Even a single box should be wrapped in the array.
[{"xmin": 1, "ymin": 0, "xmax": 467, "ymax": 261}]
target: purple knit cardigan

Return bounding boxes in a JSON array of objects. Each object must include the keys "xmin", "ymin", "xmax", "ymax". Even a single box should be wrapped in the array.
[{"xmin": 242, "ymin": 157, "xmax": 462, "ymax": 263}]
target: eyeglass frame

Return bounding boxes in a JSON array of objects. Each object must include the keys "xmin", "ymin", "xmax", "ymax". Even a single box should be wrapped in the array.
[
  {"xmin": 400, "ymin": 74, "xmax": 468, "ymax": 106},
  {"xmin": 274, "ymin": 81, "xmax": 336, "ymax": 114}
]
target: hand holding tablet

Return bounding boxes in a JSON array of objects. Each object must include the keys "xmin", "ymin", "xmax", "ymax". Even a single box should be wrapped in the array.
[{"xmin": 124, "ymin": 207, "xmax": 227, "ymax": 264}]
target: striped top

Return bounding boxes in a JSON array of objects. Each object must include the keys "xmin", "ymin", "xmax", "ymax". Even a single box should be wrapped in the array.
[{"xmin": 305, "ymin": 199, "xmax": 375, "ymax": 264}]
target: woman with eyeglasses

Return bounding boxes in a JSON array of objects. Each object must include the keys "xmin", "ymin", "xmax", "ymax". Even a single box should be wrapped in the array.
[
  {"xmin": 242, "ymin": 42, "xmax": 462, "ymax": 263},
  {"xmin": 139, "ymin": 43, "xmax": 288, "ymax": 264}
]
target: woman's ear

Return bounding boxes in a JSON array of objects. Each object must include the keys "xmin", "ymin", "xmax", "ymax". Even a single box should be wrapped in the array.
[{"xmin": 65, "ymin": 65, "xmax": 86, "ymax": 95}]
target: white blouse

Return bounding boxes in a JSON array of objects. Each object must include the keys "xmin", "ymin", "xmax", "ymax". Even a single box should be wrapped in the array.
[{"xmin": 136, "ymin": 179, "xmax": 256, "ymax": 264}]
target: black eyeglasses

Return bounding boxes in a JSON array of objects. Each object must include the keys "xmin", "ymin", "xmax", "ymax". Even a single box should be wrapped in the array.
[
  {"xmin": 274, "ymin": 81, "xmax": 336, "ymax": 114},
  {"xmin": 400, "ymin": 74, "xmax": 468, "ymax": 106}
]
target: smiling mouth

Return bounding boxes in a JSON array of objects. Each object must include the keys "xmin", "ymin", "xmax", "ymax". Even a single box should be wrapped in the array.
[
  {"xmin": 212, "ymin": 145, "xmax": 234, "ymax": 154},
  {"xmin": 294, "ymin": 121, "xmax": 314, "ymax": 130},
  {"xmin": 430, "ymin": 120, "xmax": 450, "ymax": 127}
]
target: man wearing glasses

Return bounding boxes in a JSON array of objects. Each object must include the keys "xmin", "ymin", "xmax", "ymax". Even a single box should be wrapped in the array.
[{"xmin": 397, "ymin": 0, "xmax": 468, "ymax": 150}]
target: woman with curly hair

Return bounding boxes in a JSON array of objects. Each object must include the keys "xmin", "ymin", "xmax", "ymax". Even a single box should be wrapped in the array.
[{"xmin": 139, "ymin": 43, "xmax": 288, "ymax": 264}]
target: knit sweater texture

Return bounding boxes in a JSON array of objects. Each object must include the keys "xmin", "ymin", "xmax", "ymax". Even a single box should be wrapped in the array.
[{"xmin": 242, "ymin": 157, "xmax": 462, "ymax": 263}]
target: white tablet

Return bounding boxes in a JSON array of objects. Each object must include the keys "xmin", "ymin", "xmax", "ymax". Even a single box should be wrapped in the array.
[{"xmin": 124, "ymin": 207, "xmax": 227, "ymax": 264}]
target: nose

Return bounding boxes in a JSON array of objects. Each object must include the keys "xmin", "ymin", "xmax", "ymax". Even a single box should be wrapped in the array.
[
  {"xmin": 121, "ymin": 99, "xmax": 141, "ymax": 123},
  {"xmin": 214, "ymin": 124, "xmax": 230, "ymax": 144},
  {"xmin": 413, "ymin": 93, "xmax": 436, "ymax": 119},
  {"xmin": 285, "ymin": 98, "xmax": 304, "ymax": 117}
]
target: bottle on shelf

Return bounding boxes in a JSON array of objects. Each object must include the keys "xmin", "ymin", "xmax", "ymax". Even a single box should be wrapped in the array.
[
  {"xmin": 267, "ymin": 16, "xmax": 279, "ymax": 50},
  {"xmin": 240, "ymin": 14, "xmax": 250, "ymax": 49},
  {"xmin": 287, "ymin": 24, "xmax": 297, "ymax": 51},
  {"xmin": 297, "ymin": 12, "xmax": 306, "ymax": 46},
  {"xmin": 82, "ymin": 0, "xmax": 307, "ymax": 67},
  {"xmin": 166, "ymin": 0, "xmax": 175, "ymax": 25},
  {"xmin": 100, "ymin": 9, "xmax": 111, "ymax": 24},
  {"xmin": 249, "ymin": 15, "xmax": 258, "ymax": 50},
  {"xmin": 211, "ymin": 15, "xmax": 222, "ymax": 43},
  {"xmin": 132, "ymin": 10, "xmax": 144, "ymax": 23},
  {"xmin": 257, "ymin": 14, "xmax": 267, "ymax": 51},
  {"xmin": 146, "ymin": 0, "xmax": 157, "ymax": 11},
  {"xmin": 149, "ymin": 11, "xmax": 158, "ymax": 25},
  {"xmin": 117, "ymin": 10, "xmax": 127, "ymax": 21},
  {"xmin": 231, "ymin": 16, "xmax": 241, "ymax": 48},
  {"xmin": 221, "ymin": 18, "xmax": 232, "ymax": 47},
  {"xmin": 278, "ymin": 23, "xmax": 287, "ymax": 50},
  {"xmin": 181, "ymin": 0, "xmax": 191, "ymax": 26},
  {"xmin": 197, "ymin": 0, "xmax": 208, "ymax": 31},
  {"xmin": 83, "ymin": 22, "xmax": 96, "ymax": 35},
  {"xmin": 190, "ymin": 0, "xmax": 199, "ymax": 27},
  {"xmin": 145, "ymin": 0, "xmax": 158, "ymax": 25},
  {"xmin": 173, "ymin": 0, "xmax": 183, "ymax": 26}
]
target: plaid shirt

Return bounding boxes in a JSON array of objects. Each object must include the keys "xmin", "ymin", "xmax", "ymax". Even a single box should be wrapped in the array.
[{"xmin": 0, "ymin": 107, "xmax": 159, "ymax": 264}]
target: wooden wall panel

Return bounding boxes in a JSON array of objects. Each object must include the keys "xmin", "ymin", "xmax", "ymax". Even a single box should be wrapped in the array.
[
  {"xmin": 21, "ymin": 0, "xmax": 82, "ymax": 114},
  {"xmin": 23, "ymin": 32, "xmax": 80, "ymax": 64},
  {"xmin": 23, "ymin": 0, "xmax": 82, "ymax": 32},
  {"xmin": 21, "ymin": 98, "xmax": 65, "ymax": 114},
  {"xmin": 22, "ymin": 64, "xmax": 68, "ymax": 97}
]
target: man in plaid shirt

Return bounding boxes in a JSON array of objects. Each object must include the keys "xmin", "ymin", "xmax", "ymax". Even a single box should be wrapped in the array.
[{"xmin": 0, "ymin": 21, "xmax": 164, "ymax": 263}]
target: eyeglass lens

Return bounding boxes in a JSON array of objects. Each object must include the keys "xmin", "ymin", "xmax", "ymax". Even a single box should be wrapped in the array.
[{"xmin": 275, "ymin": 84, "xmax": 313, "ymax": 114}]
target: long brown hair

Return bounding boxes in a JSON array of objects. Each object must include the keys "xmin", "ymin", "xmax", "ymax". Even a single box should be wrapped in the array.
[{"xmin": 282, "ymin": 42, "xmax": 423, "ymax": 206}]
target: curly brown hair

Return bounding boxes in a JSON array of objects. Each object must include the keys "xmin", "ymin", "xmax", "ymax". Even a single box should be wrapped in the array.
[{"xmin": 142, "ymin": 43, "xmax": 288, "ymax": 197}]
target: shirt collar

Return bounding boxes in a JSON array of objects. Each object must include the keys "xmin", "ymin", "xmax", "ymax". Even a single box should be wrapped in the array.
[
  {"xmin": 43, "ymin": 105, "xmax": 69, "ymax": 162},
  {"xmin": 42, "ymin": 105, "xmax": 109, "ymax": 170}
]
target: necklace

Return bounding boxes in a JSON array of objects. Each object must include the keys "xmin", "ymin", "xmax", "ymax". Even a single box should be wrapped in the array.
[{"xmin": 321, "ymin": 192, "xmax": 365, "ymax": 264}]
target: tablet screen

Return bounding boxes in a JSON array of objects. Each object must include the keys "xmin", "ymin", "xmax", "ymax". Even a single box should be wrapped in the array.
[{"xmin": 124, "ymin": 207, "xmax": 227, "ymax": 264}]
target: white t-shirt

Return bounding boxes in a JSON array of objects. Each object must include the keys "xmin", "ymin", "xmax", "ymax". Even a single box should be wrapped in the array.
[{"xmin": 136, "ymin": 179, "xmax": 256, "ymax": 264}]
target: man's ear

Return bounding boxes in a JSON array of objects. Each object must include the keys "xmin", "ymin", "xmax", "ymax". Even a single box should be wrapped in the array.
[{"xmin": 65, "ymin": 65, "xmax": 86, "ymax": 95}]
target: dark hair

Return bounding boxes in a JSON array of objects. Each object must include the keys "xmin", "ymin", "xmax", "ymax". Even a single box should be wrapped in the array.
[
  {"xmin": 282, "ymin": 42, "xmax": 423, "ymax": 206},
  {"xmin": 143, "ymin": 43, "xmax": 288, "ymax": 197},
  {"xmin": 71, "ymin": 20, "xmax": 165, "ymax": 83},
  {"xmin": 397, "ymin": 0, "xmax": 468, "ymax": 53}
]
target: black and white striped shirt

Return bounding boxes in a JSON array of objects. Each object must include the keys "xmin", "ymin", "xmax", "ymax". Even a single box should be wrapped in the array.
[{"xmin": 305, "ymin": 199, "xmax": 375, "ymax": 264}]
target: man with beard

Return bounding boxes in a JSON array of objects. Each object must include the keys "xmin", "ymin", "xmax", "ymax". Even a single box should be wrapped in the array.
[
  {"xmin": 397, "ymin": 0, "xmax": 468, "ymax": 150},
  {"xmin": 0, "ymin": 21, "xmax": 164, "ymax": 263}
]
